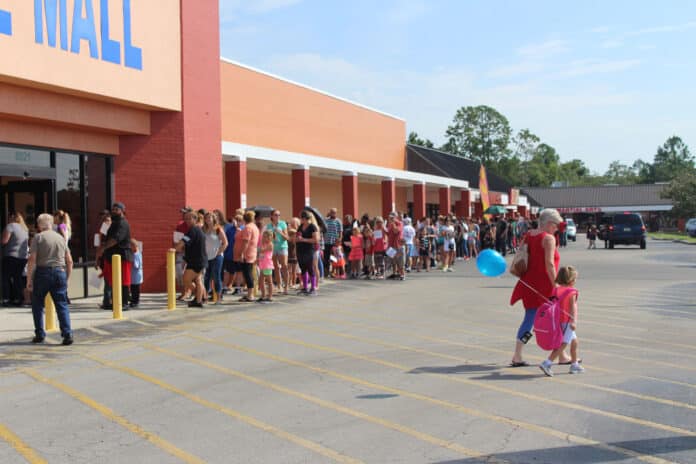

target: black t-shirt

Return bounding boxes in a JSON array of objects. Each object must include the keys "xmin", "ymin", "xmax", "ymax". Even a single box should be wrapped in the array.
[
  {"xmin": 296, "ymin": 224, "xmax": 317, "ymax": 256},
  {"xmin": 496, "ymin": 220, "xmax": 507, "ymax": 239},
  {"xmin": 182, "ymin": 225, "xmax": 207, "ymax": 268},
  {"xmin": 104, "ymin": 216, "xmax": 133, "ymax": 262}
]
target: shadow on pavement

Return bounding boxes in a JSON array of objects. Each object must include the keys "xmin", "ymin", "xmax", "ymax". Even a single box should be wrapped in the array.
[
  {"xmin": 409, "ymin": 364, "xmax": 500, "ymax": 374},
  {"xmin": 434, "ymin": 436, "xmax": 696, "ymax": 464}
]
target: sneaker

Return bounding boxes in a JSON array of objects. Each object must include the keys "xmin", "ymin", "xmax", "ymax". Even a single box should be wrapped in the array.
[
  {"xmin": 539, "ymin": 362, "xmax": 553, "ymax": 377},
  {"xmin": 31, "ymin": 335, "xmax": 45, "ymax": 344},
  {"xmin": 399, "ymin": 275, "xmax": 406, "ymax": 281},
  {"xmin": 308, "ymin": 289, "xmax": 318, "ymax": 296},
  {"xmin": 62, "ymin": 335, "xmax": 74, "ymax": 346},
  {"xmin": 446, "ymin": 268, "xmax": 454, "ymax": 272},
  {"xmin": 187, "ymin": 301, "xmax": 203, "ymax": 308},
  {"xmin": 569, "ymin": 364, "xmax": 585, "ymax": 374}
]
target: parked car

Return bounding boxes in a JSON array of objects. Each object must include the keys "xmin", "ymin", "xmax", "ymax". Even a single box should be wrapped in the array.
[
  {"xmin": 608, "ymin": 213, "xmax": 647, "ymax": 249},
  {"xmin": 565, "ymin": 218, "xmax": 577, "ymax": 242},
  {"xmin": 686, "ymin": 218, "xmax": 696, "ymax": 237}
]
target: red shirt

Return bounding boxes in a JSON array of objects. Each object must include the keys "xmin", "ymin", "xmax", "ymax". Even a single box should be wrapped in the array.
[
  {"xmin": 510, "ymin": 232, "xmax": 560, "ymax": 309},
  {"xmin": 373, "ymin": 227, "xmax": 387, "ymax": 252},
  {"xmin": 387, "ymin": 220, "xmax": 403, "ymax": 248}
]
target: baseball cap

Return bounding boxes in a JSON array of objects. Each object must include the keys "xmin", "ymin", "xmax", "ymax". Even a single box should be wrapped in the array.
[
  {"xmin": 180, "ymin": 206, "xmax": 193, "ymax": 213},
  {"xmin": 112, "ymin": 202, "xmax": 126, "ymax": 211}
]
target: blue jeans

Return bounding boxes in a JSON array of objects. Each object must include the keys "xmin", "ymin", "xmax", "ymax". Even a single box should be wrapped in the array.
[
  {"xmin": 516, "ymin": 308, "xmax": 537, "ymax": 342},
  {"xmin": 204, "ymin": 255, "xmax": 224, "ymax": 296},
  {"xmin": 32, "ymin": 267, "xmax": 71, "ymax": 338}
]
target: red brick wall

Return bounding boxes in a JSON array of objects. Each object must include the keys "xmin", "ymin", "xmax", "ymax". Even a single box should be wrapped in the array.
[{"xmin": 117, "ymin": 0, "xmax": 222, "ymax": 292}]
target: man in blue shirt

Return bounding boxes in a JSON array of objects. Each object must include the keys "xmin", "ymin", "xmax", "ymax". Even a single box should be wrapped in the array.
[{"xmin": 324, "ymin": 208, "xmax": 342, "ymax": 275}]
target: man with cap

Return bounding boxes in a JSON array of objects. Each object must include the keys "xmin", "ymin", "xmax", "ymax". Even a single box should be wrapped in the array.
[{"xmin": 96, "ymin": 202, "xmax": 133, "ymax": 310}]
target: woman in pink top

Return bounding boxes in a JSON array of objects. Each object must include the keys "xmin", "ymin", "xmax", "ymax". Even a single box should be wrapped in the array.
[
  {"xmin": 237, "ymin": 210, "xmax": 259, "ymax": 302},
  {"xmin": 372, "ymin": 216, "xmax": 387, "ymax": 278},
  {"xmin": 348, "ymin": 226, "xmax": 364, "ymax": 279}
]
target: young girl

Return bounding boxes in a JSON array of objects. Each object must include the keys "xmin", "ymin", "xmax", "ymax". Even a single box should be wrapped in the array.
[
  {"xmin": 332, "ymin": 243, "xmax": 346, "ymax": 279},
  {"xmin": 418, "ymin": 226, "xmax": 431, "ymax": 272},
  {"xmin": 539, "ymin": 266, "xmax": 583, "ymax": 376},
  {"xmin": 362, "ymin": 225, "xmax": 375, "ymax": 279},
  {"xmin": 348, "ymin": 226, "xmax": 363, "ymax": 278},
  {"xmin": 257, "ymin": 230, "xmax": 275, "ymax": 302},
  {"xmin": 587, "ymin": 224, "xmax": 598, "ymax": 249}
]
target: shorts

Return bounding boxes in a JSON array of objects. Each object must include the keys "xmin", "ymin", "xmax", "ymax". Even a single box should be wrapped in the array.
[
  {"xmin": 419, "ymin": 248, "xmax": 429, "ymax": 257},
  {"xmin": 408, "ymin": 243, "xmax": 418, "ymax": 258},
  {"xmin": 288, "ymin": 257, "xmax": 298, "ymax": 264},
  {"xmin": 273, "ymin": 248, "xmax": 288, "ymax": 257},
  {"xmin": 261, "ymin": 268, "xmax": 273, "ymax": 276},
  {"xmin": 443, "ymin": 239, "xmax": 456, "ymax": 252},
  {"xmin": 364, "ymin": 254, "xmax": 375, "ymax": 267},
  {"xmin": 185, "ymin": 264, "xmax": 206, "ymax": 274},
  {"xmin": 561, "ymin": 323, "xmax": 577, "ymax": 344},
  {"xmin": 223, "ymin": 260, "xmax": 239, "ymax": 274}
]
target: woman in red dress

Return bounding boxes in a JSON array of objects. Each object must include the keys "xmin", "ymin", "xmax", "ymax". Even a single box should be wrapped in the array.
[{"xmin": 509, "ymin": 209, "xmax": 563, "ymax": 366}]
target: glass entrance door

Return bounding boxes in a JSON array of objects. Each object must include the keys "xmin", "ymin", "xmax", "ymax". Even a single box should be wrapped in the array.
[{"xmin": 1, "ymin": 180, "xmax": 55, "ymax": 229}]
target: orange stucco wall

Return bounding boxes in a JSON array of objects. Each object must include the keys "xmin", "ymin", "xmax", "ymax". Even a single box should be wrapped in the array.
[
  {"xmin": 247, "ymin": 171, "xmax": 293, "ymax": 218},
  {"xmin": 221, "ymin": 61, "xmax": 407, "ymax": 170}
]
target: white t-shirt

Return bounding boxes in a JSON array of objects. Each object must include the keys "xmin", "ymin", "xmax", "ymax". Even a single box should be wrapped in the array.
[{"xmin": 402, "ymin": 225, "xmax": 416, "ymax": 245}]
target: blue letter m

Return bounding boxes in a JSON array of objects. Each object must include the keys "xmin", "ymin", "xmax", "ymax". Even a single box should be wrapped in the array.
[{"xmin": 0, "ymin": 9, "xmax": 11, "ymax": 36}]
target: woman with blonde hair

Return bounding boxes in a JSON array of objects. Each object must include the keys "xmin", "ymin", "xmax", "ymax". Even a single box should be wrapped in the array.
[
  {"xmin": 2, "ymin": 212, "xmax": 29, "ymax": 305},
  {"xmin": 509, "ymin": 208, "xmax": 565, "ymax": 367},
  {"xmin": 54, "ymin": 210, "xmax": 72, "ymax": 243},
  {"xmin": 202, "ymin": 211, "xmax": 228, "ymax": 304}
]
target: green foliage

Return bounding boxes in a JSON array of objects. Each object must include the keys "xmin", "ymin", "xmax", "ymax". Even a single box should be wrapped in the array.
[
  {"xmin": 407, "ymin": 131, "xmax": 434, "ymax": 148},
  {"xmin": 603, "ymin": 161, "xmax": 638, "ymax": 185},
  {"xmin": 661, "ymin": 169, "xmax": 696, "ymax": 218},
  {"xmin": 653, "ymin": 136, "xmax": 694, "ymax": 182},
  {"xmin": 445, "ymin": 105, "xmax": 512, "ymax": 166}
]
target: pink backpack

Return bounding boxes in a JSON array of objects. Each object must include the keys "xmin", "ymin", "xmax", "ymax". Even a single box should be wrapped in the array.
[{"xmin": 533, "ymin": 287, "xmax": 577, "ymax": 350}]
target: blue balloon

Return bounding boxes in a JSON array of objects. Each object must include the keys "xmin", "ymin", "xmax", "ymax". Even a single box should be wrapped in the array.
[{"xmin": 476, "ymin": 249, "xmax": 506, "ymax": 277}]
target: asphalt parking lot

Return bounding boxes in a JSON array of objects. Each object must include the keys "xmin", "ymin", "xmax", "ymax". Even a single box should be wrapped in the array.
[{"xmin": 1, "ymin": 238, "xmax": 694, "ymax": 463}]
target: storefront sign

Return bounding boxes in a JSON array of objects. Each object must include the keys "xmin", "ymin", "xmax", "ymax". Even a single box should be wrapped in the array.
[
  {"xmin": 557, "ymin": 207, "xmax": 602, "ymax": 213},
  {"xmin": 0, "ymin": 1, "xmax": 181, "ymax": 110}
]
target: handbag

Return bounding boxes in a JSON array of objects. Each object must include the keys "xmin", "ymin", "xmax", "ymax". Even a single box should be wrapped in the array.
[{"xmin": 509, "ymin": 237, "xmax": 528, "ymax": 277}]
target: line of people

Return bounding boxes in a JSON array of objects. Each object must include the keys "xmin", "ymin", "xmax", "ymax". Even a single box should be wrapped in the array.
[{"xmin": 172, "ymin": 206, "xmax": 534, "ymax": 306}]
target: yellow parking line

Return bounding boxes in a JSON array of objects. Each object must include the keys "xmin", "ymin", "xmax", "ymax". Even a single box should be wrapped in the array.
[
  {"xmin": 0, "ymin": 423, "xmax": 47, "ymax": 464},
  {"xmin": 259, "ymin": 316, "xmax": 696, "ymax": 412},
  {"xmin": 222, "ymin": 324, "xmax": 696, "ymax": 437},
  {"xmin": 188, "ymin": 333, "xmax": 675, "ymax": 464},
  {"xmin": 82, "ymin": 354, "xmax": 363, "ymax": 464},
  {"xmin": 22, "ymin": 369, "xmax": 206, "ymax": 464},
  {"xmin": 145, "ymin": 345, "xmax": 506, "ymax": 463},
  {"xmin": 304, "ymin": 307, "xmax": 696, "ymax": 390}
]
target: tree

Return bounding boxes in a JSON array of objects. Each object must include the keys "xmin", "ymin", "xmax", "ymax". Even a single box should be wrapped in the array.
[
  {"xmin": 632, "ymin": 159, "xmax": 655, "ymax": 184},
  {"xmin": 661, "ymin": 170, "xmax": 696, "ymax": 218},
  {"xmin": 407, "ymin": 131, "xmax": 434, "ymax": 148},
  {"xmin": 558, "ymin": 159, "xmax": 590, "ymax": 186},
  {"xmin": 603, "ymin": 161, "xmax": 637, "ymax": 185},
  {"xmin": 511, "ymin": 129, "xmax": 540, "ymax": 186},
  {"xmin": 525, "ymin": 143, "xmax": 560, "ymax": 187},
  {"xmin": 653, "ymin": 136, "xmax": 694, "ymax": 182},
  {"xmin": 444, "ymin": 105, "xmax": 512, "ymax": 165}
]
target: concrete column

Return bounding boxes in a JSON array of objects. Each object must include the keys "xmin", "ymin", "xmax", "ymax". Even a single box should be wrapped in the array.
[
  {"xmin": 413, "ymin": 182, "xmax": 426, "ymax": 220},
  {"xmin": 381, "ymin": 178, "xmax": 396, "ymax": 219},
  {"xmin": 292, "ymin": 166, "xmax": 310, "ymax": 216},
  {"xmin": 457, "ymin": 189, "xmax": 471, "ymax": 218},
  {"xmin": 117, "ymin": 0, "xmax": 221, "ymax": 292},
  {"xmin": 439, "ymin": 187, "xmax": 451, "ymax": 216},
  {"xmin": 225, "ymin": 159, "xmax": 247, "ymax": 218},
  {"xmin": 473, "ymin": 201, "xmax": 483, "ymax": 218},
  {"xmin": 342, "ymin": 172, "xmax": 359, "ymax": 219},
  {"xmin": 518, "ymin": 205, "xmax": 528, "ymax": 218}
]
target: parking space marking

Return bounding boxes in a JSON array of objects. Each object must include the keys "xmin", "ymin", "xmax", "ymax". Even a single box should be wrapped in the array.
[
  {"xmin": 0, "ymin": 423, "xmax": 47, "ymax": 464},
  {"xmin": 257, "ymin": 315, "xmax": 696, "ymax": 412},
  {"xmin": 144, "ymin": 344, "xmax": 505, "ymax": 463},
  {"xmin": 189, "ymin": 333, "xmax": 675, "ymax": 464},
  {"xmin": 223, "ymin": 324, "xmax": 696, "ymax": 438},
  {"xmin": 82, "ymin": 354, "xmax": 364, "ymax": 464},
  {"xmin": 22, "ymin": 368, "xmax": 206, "ymax": 464}
]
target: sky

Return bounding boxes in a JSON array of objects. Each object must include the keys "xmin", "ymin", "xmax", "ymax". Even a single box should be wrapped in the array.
[{"xmin": 219, "ymin": 0, "xmax": 696, "ymax": 174}]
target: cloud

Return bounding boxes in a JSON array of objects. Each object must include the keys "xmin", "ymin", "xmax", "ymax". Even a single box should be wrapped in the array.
[
  {"xmin": 517, "ymin": 40, "xmax": 569, "ymax": 59},
  {"xmin": 554, "ymin": 59, "xmax": 641, "ymax": 77},
  {"xmin": 629, "ymin": 21, "xmax": 696, "ymax": 36},
  {"xmin": 487, "ymin": 61, "xmax": 546, "ymax": 79}
]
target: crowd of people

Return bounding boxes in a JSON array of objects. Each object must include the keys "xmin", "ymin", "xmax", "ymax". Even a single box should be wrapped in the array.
[{"xmin": 171, "ymin": 206, "xmax": 534, "ymax": 305}]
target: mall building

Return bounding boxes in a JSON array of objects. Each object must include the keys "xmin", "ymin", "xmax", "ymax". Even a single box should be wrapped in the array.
[{"xmin": 0, "ymin": 1, "xmax": 528, "ymax": 294}]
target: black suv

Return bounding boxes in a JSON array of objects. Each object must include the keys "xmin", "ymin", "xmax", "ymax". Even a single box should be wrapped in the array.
[{"xmin": 607, "ymin": 213, "xmax": 647, "ymax": 249}]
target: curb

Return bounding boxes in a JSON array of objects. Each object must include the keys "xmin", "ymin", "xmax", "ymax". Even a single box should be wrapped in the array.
[{"xmin": 650, "ymin": 237, "xmax": 696, "ymax": 245}]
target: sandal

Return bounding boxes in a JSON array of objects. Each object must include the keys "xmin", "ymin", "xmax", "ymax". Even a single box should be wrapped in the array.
[
  {"xmin": 238, "ymin": 296, "xmax": 252, "ymax": 302},
  {"xmin": 509, "ymin": 361, "xmax": 530, "ymax": 367},
  {"xmin": 558, "ymin": 358, "xmax": 582, "ymax": 365}
]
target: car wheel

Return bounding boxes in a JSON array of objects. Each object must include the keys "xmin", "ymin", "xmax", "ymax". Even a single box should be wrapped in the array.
[
  {"xmin": 609, "ymin": 241, "xmax": 614, "ymax": 249},
  {"xmin": 640, "ymin": 239, "xmax": 646, "ymax": 249}
]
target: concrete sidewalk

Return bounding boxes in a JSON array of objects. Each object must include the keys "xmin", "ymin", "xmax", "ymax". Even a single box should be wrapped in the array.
[{"xmin": 0, "ymin": 293, "xmax": 174, "ymax": 344}]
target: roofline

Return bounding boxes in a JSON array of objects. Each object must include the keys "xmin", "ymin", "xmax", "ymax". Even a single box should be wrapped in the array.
[
  {"xmin": 407, "ymin": 143, "xmax": 467, "ymax": 160},
  {"xmin": 220, "ymin": 57, "xmax": 405, "ymax": 122}
]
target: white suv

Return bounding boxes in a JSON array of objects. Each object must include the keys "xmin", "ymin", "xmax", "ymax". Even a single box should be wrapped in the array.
[{"xmin": 566, "ymin": 218, "xmax": 577, "ymax": 242}]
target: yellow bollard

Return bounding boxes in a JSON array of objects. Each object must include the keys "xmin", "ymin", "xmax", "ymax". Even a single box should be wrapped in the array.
[
  {"xmin": 112, "ymin": 255, "xmax": 122, "ymax": 320},
  {"xmin": 167, "ymin": 249, "xmax": 176, "ymax": 310},
  {"xmin": 44, "ymin": 294, "xmax": 57, "ymax": 332}
]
